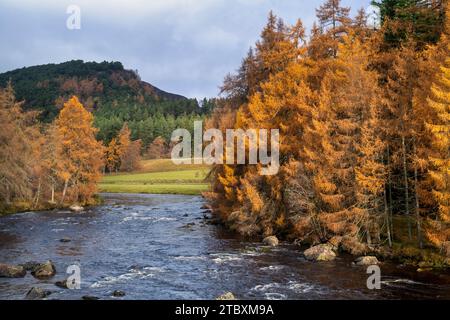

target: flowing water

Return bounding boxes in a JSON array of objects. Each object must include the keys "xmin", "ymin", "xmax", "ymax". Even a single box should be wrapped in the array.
[{"xmin": 0, "ymin": 193, "xmax": 449, "ymax": 300}]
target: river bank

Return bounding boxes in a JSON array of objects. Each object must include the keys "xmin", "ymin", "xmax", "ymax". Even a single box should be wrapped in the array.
[{"xmin": 1, "ymin": 193, "xmax": 449, "ymax": 300}]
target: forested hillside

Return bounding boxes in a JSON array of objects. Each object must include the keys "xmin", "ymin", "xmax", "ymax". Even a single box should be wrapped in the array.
[
  {"xmin": 0, "ymin": 60, "xmax": 216, "ymax": 148},
  {"xmin": 206, "ymin": 0, "xmax": 449, "ymax": 265}
]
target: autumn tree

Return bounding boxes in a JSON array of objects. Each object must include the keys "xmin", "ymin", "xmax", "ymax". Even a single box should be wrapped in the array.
[
  {"xmin": 372, "ymin": 0, "xmax": 444, "ymax": 48},
  {"xmin": 315, "ymin": 0, "xmax": 351, "ymax": 57},
  {"xmin": 0, "ymin": 84, "xmax": 41, "ymax": 208},
  {"xmin": 425, "ymin": 51, "xmax": 450, "ymax": 255},
  {"xmin": 54, "ymin": 96, "xmax": 104, "ymax": 204},
  {"xmin": 105, "ymin": 137, "xmax": 121, "ymax": 173},
  {"xmin": 207, "ymin": 0, "xmax": 449, "ymax": 260},
  {"xmin": 120, "ymin": 139, "xmax": 142, "ymax": 172},
  {"xmin": 146, "ymin": 136, "xmax": 169, "ymax": 159}
]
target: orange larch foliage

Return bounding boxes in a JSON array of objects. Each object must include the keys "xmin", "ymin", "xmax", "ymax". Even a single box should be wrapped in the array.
[{"xmin": 54, "ymin": 96, "xmax": 104, "ymax": 204}]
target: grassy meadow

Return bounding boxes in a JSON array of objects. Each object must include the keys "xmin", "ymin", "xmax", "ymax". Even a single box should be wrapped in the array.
[{"xmin": 99, "ymin": 159, "xmax": 211, "ymax": 195}]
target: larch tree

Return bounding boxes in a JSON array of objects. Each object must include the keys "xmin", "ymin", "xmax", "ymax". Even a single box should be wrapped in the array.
[
  {"xmin": 54, "ymin": 96, "xmax": 104, "ymax": 204},
  {"xmin": 0, "ymin": 84, "xmax": 41, "ymax": 208},
  {"xmin": 120, "ymin": 139, "xmax": 142, "ymax": 172},
  {"xmin": 315, "ymin": 0, "xmax": 351, "ymax": 57},
  {"xmin": 425, "ymin": 50, "xmax": 450, "ymax": 256},
  {"xmin": 105, "ymin": 137, "xmax": 121, "ymax": 173}
]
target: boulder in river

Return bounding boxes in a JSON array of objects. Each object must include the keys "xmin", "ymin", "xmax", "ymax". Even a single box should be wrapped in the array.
[
  {"xmin": 216, "ymin": 292, "xmax": 236, "ymax": 300},
  {"xmin": 31, "ymin": 260, "xmax": 56, "ymax": 279},
  {"xmin": 69, "ymin": 205, "xmax": 84, "ymax": 212},
  {"xmin": 304, "ymin": 244, "xmax": 336, "ymax": 261},
  {"xmin": 0, "ymin": 263, "xmax": 26, "ymax": 278},
  {"xmin": 20, "ymin": 261, "xmax": 41, "ymax": 271},
  {"xmin": 82, "ymin": 295, "xmax": 100, "ymax": 300},
  {"xmin": 59, "ymin": 237, "xmax": 71, "ymax": 243},
  {"xmin": 25, "ymin": 287, "xmax": 51, "ymax": 300},
  {"xmin": 55, "ymin": 279, "xmax": 68, "ymax": 289},
  {"xmin": 353, "ymin": 256, "xmax": 379, "ymax": 266},
  {"xmin": 262, "ymin": 236, "xmax": 279, "ymax": 247},
  {"xmin": 112, "ymin": 290, "xmax": 126, "ymax": 297}
]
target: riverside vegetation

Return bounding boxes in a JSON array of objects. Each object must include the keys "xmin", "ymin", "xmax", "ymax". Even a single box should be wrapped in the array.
[{"xmin": 205, "ymin": 0, "xmax": 450, "ymax": 267}]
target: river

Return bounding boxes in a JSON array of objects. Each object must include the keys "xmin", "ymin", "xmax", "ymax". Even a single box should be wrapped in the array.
[{"xmin": 0, "ymin": 193, "xmax": 449, "ymax": 300}]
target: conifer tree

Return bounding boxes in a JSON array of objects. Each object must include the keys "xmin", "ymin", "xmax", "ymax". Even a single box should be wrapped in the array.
[
  {"xmin": 54, "ymin": 96, "xmax": 104, "ymax": 204},
  {"xmin": 425, "ymin": 51, "xmax": 450, "ymax": 255}
]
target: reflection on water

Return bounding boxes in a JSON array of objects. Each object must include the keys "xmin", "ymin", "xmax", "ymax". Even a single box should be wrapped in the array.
[{"xmin": 0, "ymin": 193, "xmax": 449, "ymax": 300}]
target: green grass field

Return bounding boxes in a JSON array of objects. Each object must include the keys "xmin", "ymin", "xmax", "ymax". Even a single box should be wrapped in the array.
[{"xmin": 99, "ymin": 159, "xmax": 211, "ymax": 195}]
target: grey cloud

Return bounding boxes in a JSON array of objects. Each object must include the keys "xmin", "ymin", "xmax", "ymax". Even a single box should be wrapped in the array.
[{"xmin": 0, "ymin": 0, "xmax": 372, "ymax": 98}]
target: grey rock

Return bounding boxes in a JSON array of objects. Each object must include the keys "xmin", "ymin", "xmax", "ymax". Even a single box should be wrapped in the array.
[
  {"xmin": 112, "ymin": 290, "xmax": 126, "ymax": 297},
  {"xmin": 20, "ymin": 261, "xmax": 41, "ymax": 271},
  {"xmin": 216, "ymin": 292, "xmax": 236, "ymax": 300},
  {"xmin": 304, "ymin": 244, "xmax": 336, "ymax": 261},
  {"xmin": 69, "ymin": 205, "xmax": 84, "ymax": 212},
  {"xmin": 0, "ymin": 263, "xmax": 26, "ymax": 278},
  {"xmin": 25, "ymin": 287, "xmax": 51, "ymax": 300},
  {"xmin": 353, "ymin": 256, "xmax": 379, "ymax": 266},
  {"xmin": 31, "ymin": 260, "xmax": 56, "ymax": 279},
  {"xmin": 55, "ymin": 279, "xmax": 68, "ymax": 289},
  {"xmin": 262, "ymin": 236, "xmax": 279, "ymax": 247}
]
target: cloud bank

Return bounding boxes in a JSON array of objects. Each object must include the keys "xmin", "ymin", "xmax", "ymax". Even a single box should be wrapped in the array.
[{"xmin": 0, "ymin": 0, "xmax": 372, "ymax": 98}]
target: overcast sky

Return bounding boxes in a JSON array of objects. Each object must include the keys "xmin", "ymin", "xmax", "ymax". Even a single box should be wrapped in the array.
[{"xmin": 0, "ymin": 0, "xmax": 374, "ymax": 99}]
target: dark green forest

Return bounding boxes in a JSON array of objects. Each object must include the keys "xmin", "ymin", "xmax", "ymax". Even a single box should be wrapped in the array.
[{"xmin": 0, "ymin": 60, "xmax": 216, "ymax": 148}]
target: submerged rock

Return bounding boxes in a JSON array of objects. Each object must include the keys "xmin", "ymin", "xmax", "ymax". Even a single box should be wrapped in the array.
[
  {"xmin": 353, "ymin": 256, "xmax": 379, "ymax": 266},
  {"xmin": 69, "ymin": 205, "xmax": 84, "ymax": 212},
  {"xmin": 55, "ymin": 279, "xmax": 68, "ymax": 289},
  {"xmin": 25, "ymin": 287, "xmax": 51, "ymax": 300},
  {"xmin": 112, "ymin": 290, "xmax": 126, "ymax": 297},
  {"xmin": 0, "ymin": 263, "xmax": 26, "ymax": 278},
  {"xmin": 82, "ymin": 295, "xmax": 100, "ymax": 300},
  {"xmin": 181, "ymin": 222, "xmax": 196, "ymax": 230},
  {"xmin": 59, "ymin": 237, "xmax": 71, "ymax": 243},
  {"xmin": 216, "ymin": 292, "xmax": 236, "ymax": 300},
  {"xmin": 262, "ymin": 236, "xmax": 279, "ymax": 247},
  {"xmin": 31, "ymin": 260, "xmax": 56, "ymax": 279},
  {"xmin": 304, "ymin": 244, "xmax": 336, "ymax": 261},
  {"xmin": 417, "ymin": 267, "xmax": 433, "ymax": 272}
]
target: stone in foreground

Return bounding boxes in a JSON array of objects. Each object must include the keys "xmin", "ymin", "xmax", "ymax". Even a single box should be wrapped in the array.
[
  {"xmin": 353, "ymin": 256, "xmax": 379, "ymax": 266},
  {"xmin": 69, "ymin": 205, "xmax": 84, "ymax": 212},
  {"xmin": 0, "ymin": 263, "xmax": 26, "ymax": 278},
  {"xmin": 25, "ymin": 287, "xmax": 51, "ymax": 300},
  {"xmin": 55, "ymin": 279, "xmax": 68, "ymax": 289},
  {"xmin": 31, "ymin": 260, "xmax": 56, "ymax": 279},
  {"xmin": 216, "ymin": 292, "xmax": 236, "ymax": 300},
  {"xmin": 20, "ymin": 261, "xmax": 40, "ymax": 271},
  {"xmin": 304, "ymin": 244, "xmax": 336, "ymax": 261},
  {"xmin": 112, "ymin": 290, "xmax": 126, "ymax": 297},
  {"xmin": 262, "ymin": 236, "xmax": 279, "ymax": 247}
]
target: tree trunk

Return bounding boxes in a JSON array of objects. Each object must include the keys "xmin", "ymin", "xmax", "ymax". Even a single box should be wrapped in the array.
[
  {"xmin": 387, "ymin": 145, "xmax": 394, "ymax": 240},
  {"xmin": 402, "ymin": 135, "xmax": 412, "ymax": 240},
  {"xmin": 33, "ymin": 178, "xmax": 41, "ymax": 209},
  {"xmin": 384, "ymin": 189, "xmax": 392, "ymax": 247},
  {"xmin": 60, "ymin": 179, "xmax": 69, "ymax": 205},
  {"xmin": 413, "ymin": 143, "xmax": 423, "ymax": 249},
  {"xmin": 366, "ymin": 227, "xmax": 372, "ymax": 246}
]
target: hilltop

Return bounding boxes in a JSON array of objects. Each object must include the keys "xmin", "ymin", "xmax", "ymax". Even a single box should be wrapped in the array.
[{"xmin": 0, "ymin": 60, "xmax": 200, "ymax": 122}]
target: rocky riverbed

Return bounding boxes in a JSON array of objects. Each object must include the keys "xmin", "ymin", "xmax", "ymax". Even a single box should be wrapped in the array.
[{"xmin": 0, "ymin": 193, "xmax": 449, "ymax": 300}]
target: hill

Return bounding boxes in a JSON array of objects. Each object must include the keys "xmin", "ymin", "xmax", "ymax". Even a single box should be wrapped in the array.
[{"xmin": 0, "ymin": 60, "xmax": 200, "ymax": 122}]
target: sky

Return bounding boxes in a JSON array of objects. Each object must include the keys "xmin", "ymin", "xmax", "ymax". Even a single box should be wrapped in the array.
[{"xmin": 0, "ymin": 0, "xmax": 374, "ymax": 99}]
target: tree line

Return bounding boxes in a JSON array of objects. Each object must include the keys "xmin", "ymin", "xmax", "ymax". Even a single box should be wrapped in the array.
[
  {"xmin": 206, "ymin": 0, "xmax": 449, "ymax": 260},
  {"xmin": 0, "ymin": 88, "xmax": 104, "ymax": 212}
]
